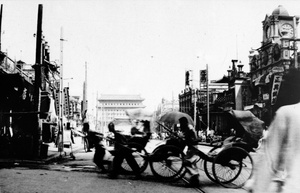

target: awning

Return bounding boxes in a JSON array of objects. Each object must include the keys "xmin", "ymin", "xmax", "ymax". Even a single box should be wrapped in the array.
[
  {"xmin": 254, "ymin": 74, "xmax": 267, "ymax": 86},
  {"xmin": 253, "ymin": 73, "xmax": 272, "ymax": 86},
  {"xmin": 244, "ymin": 103, "xmax": 264, "ymax": 110}
]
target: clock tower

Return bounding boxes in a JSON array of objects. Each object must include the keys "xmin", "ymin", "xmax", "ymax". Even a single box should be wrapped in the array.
[
  {"xmin": 261, "ymin": 5, "xmax": 299, "ymax": 68},
  {"xmin": 248, "ymin": 5, "xmax": 299, "ymax": 123}
]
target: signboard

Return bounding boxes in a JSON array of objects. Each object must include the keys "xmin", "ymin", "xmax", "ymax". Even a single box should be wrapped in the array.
[
  {"xmin": 263, "ymin": 93, "xmax": 269, "ymax": 100},
  {"xmin": 63, "ymin": 87, "xmax": 70, "ymax": 116},
  {"xmin": 53, "ymin": 89, "xmax": 60, "ymax": 115},
  {"xmin": 53, "ymin": 87, "xmax": 70, "ymax": 116},
  {"xmin": 200, "ymin": 70, "xmax": 207, "ymax": 84},
  {"xmin": 271, "ymin": 75, "xmax": 282, "ymax": 105},
  {"xmin": 272, "ymin": 66, "xmax": 284, "ymax": 73},
  {"xmin": 283, "ymin": 49, "xmax": 290, "ymax": 60}
]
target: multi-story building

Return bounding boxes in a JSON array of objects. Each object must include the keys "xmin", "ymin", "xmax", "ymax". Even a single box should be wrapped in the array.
[
  {"xmin": 178, "ymin": 5, "xmax": 300, "ymax": 137},
  {"xmin": 248, "ymin": 5, "xmax": 299, "ymax": 125},
  {"xmin": 179, "ymin": 71, "xmax": 231, "ymax": 133},
  {"xmin": 97, "ymin": 94, "xmax": 145, "ymax": 133}
]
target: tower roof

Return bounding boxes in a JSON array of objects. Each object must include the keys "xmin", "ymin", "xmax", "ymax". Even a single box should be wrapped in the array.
[{"xmin": 272, "ymin": 5, "xmax": 289, "ymax": 16}]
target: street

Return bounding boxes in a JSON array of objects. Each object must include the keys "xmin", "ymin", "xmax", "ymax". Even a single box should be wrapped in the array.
[
  {"xmin": 0, "ymin": 136, "xmax": 248, "ymax": 193},
  {"xmin": 1, "ymin": 2, "xmax": 300, "ymax": 193}
]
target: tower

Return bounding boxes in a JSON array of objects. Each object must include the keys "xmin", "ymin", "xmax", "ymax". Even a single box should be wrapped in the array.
[
  {"xmin": 261, "ymin": 5, "xmax": 299, "ymax": 71},
  {"xmin": 248, "ymin": 5, "xmax": 300, "ymax": 124}
]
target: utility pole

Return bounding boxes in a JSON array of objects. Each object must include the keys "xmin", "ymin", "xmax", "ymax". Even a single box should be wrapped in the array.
[
  {"xmin": 58, "ymin": 27, "xmax": 65, "ymax": 154},
  {"xmin": 206, "ymin": 64, "xmax": 209, "ymax": 132},
  {"xmin": 33, "ymin": 4, "xmax": 43, "ymax": 158},
  {"xmin": 0, "ymin": 4, "xmax": 3, "ymax": 51},
  {"xmin": 293, "ymin": 16, "xmax": 298, "ymax": 69},
  {"xmin": 198, "ymin": 70, "xmax": 201, "ymax": 137},
  {"xmin": 82, "ymin": 62, "xmax": 88, "ymax": 122}
]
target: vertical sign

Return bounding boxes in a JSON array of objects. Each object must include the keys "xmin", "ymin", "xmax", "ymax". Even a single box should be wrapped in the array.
[
  {"xmin": 271, "ymin": 75, "xmax": 282, "ymax": 105},
  {"xmin": 200, "ymin": 69, "xmax": 207, "ymax": 84},
  {"xmin": 185, "ymin": 70, "xmax": 190, "ymax": 87},
  {"xmin": 53, "ymin": 89, "xmax": 60, "ymax": 115},
  {"xmin": 63, "ymin": 87, "xmax": 70, "ymax": 116}
]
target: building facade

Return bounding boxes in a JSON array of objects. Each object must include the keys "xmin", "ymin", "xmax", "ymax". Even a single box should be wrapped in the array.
[
  {"xmin": 178, "ymin": 5, "xmax": 300, "ymax": 137},
  {"xmin": 248, "ymin": 5, "xmax": 299, "ymax": 125},
  {"xmin": 97, "ymin": 94, "xmax": 145, "ymax": 133}
]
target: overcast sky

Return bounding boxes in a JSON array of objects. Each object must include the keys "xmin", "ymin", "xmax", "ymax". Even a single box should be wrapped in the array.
[{"xmin": 1, "ymin": 0, "xmax": 300, "ymax": 111}]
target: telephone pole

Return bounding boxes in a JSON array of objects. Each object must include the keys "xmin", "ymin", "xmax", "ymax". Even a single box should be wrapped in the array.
[
  {"xmin": 206, "ymin": 64, "xmax": 209, "ymax": 131},
  {"xmin": 33, "ymin": 4, "xmax": 43, "ymax": 158},
  {"xmin": 82, "ymin": 62, "xmax": 88, "ymax": 122},
  {"xmin": 58, "ymin": 27, "xmax": 65, "ymax": 154},
  {"xmin": 0, "ymin": 4, "xmax": 3, "ymax": 51}
]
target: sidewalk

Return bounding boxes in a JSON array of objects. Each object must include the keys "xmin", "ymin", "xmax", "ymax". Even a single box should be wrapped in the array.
[
  {"xmin": 45, "ymin": 136, "xmax": 84, "ymax": 162},
  {"xmin": 0, "ymin": 138, "xmax": 214, "ymax": 165},
  {"xmin": 0, "ymin": 136, "xmax": 84, "ymax": 165}
]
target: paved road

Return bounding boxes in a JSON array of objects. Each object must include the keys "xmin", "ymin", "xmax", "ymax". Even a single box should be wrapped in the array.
[
  {"xmin": 46, "ymin": 137, "xmax": 248, "ymax": 193},
  {"xmin": 0, "ymin": 137, "xmax": 248, "ymax": 193},
  {"xmin": 0, "ymin": 167, "xmax": 198, "ymax": 193}
]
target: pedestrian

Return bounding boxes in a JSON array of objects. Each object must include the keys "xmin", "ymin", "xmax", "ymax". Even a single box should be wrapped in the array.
[
  {"xmin": 245, "ymin": 69, "xmax": 300, "ymax": 193},
  {"xmin": 81, "ymin": 122, "xmax": 107, "ymax": 172},
  {"xmin": 92, "ymin": 133, "xmax": 107, "ymax": 173},
  {"xmin": 82, "ymin": 122, "xmax": 101, "ymax": 152},
  {"xmin": 177, "ymin": 117, "xmax": 200, "ymax": 186},
  {"xmin": 82, "ymin": 122, "xmax": 93, "ymax": 152},
  {"xmin": 107, "ymin": 122, "xmax": 141, "ymax": 179},
  {"xmin": 165, "ymin": 117, "xmax": 200, "ymax": 186}
]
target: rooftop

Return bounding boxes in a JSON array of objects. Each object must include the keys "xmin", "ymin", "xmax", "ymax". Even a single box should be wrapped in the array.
[
  {"xmin": 272, "ymin": 5, "xmax": 289, "ymax": 16},
  {"xmin": 98, "ymin": 94, "xmax": 145, "ymax": 101}
]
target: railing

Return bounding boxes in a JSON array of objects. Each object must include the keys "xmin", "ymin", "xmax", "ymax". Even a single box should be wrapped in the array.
[{"xmin": 0, "ymin": 53, "xmax": 34, "ymax": 84}]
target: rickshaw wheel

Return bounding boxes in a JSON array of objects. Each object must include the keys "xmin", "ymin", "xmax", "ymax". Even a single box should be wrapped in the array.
[
  {"xmin": 149, "ymin": 145, "xmax": 186, "ymax": 182},
  {"xmin": 212, "ymin": 146, "xmax": 253, "ymax": 188},
  {"xmin": 203, "ymin": 146, "xmax": 222, "ymax": 183},
  {"xmin": 121, "ymin": 142, "xmax": 149, "ymax": 174}
]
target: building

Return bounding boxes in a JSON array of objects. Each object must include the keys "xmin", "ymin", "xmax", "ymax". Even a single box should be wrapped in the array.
[
  {"xmin": 182, "ymin": 5, "xmax": 300, "ymax": 136},
  {"xmin": 97, "ymin": 94, "xmax": 145, "ymax": 133},
  {"xmin": 179, "ymin": 72, "xmax": 231, "ymax": 134},
  {"xmin": 0, "ymin": 48, "xmax": 61, "ymax": 158},
  {"xmin": 248, "ymin": 5, "xmax": 299, "ymax": 125}
]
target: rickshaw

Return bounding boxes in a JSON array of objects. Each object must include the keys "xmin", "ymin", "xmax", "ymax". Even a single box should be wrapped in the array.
[
  {"xmin": 119, "ymin": 110, "xmax": 264, "ymax": 188},
  {"xmin": 201, "ymin": 110, "xmax": 265, "ymax": 188},
  {"xmin": 117, "ymin": 109, "xmax": 187, "ymax": 180}
]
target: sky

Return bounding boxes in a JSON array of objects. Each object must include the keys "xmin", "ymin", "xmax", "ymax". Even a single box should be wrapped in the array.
[{"xmin": 1, "ymin": 0, "xmax": 300, "ymax": 112}]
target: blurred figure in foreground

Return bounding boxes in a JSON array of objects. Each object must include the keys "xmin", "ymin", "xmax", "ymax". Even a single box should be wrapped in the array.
[
  {"xmin": 130, "ymin": 120, "xmax": 151, "ymax": 148},
  {"xmin": 82, "ymin": 122, "xmax": 107, "ymax": 172},
  {"xmin": 107, "ymin": 122, "xmax": 141, "ymax": 179},
  {"xmin": 82, "ymin": 122, "xmax": 97, "ymax": 152},
  {"xmin": 246, "ymin": 69, "xmax": 300, "ymax": 193},
  {"xmin": 166, "ymin": 117, "xmax": 200, "ymax": 186},
  {"xmin": 178, "ymin": 117, "xmax": 200, "ymax": 186}
]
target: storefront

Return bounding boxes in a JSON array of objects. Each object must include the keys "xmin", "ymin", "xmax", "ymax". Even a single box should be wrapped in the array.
[{"xmin": 0, "ymin": 72, "xmax": 36, "ymax": 158}]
